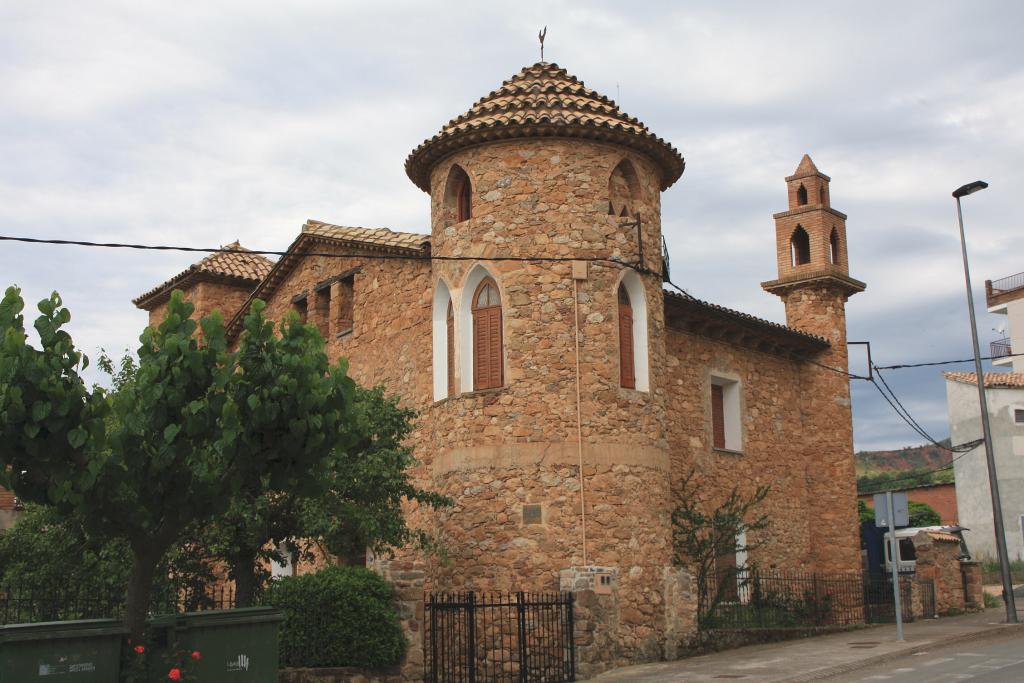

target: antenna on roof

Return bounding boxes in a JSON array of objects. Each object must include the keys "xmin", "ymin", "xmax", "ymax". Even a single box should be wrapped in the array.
[{"xmin": 538, "ymin": 26, "xmax": 547, "ymax": 62}]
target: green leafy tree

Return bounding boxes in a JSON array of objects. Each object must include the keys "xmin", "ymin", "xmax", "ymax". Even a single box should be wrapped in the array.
[
  {"xmin": 202, "ymin": 385, "xmax": 451, "ymax": 607},
  {"xmin": 0, "ymin": 287, "xmax": 361, "ymax": 636},
  {"xmin": 856, "ymin": 499, "xmax": 941, "ymax": 527},
  {"xmin": 671, "ymin": 472, "xmax": 770, "ymax": 629}
]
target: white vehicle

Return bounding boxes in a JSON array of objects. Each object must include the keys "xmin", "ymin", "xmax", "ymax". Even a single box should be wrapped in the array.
[{"xmin": 883, "ymin": 525, "xmax": 970, "ymax": 574}]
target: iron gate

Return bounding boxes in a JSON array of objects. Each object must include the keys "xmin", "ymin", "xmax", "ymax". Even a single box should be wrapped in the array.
[
  {"xmin": 862, "ymin": 575, "xmax": 915, "ymax": 624},
  {"xmin": 425, "ymin": 592, "xmax": 575, "ymax": 683}
]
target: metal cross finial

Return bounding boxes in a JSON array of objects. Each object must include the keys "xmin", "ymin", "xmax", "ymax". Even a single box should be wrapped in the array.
[{"xmin": 539, "ymin": 26, "xmax": 547, "ymax": 62}]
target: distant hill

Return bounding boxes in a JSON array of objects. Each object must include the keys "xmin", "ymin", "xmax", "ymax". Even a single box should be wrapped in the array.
[
  {"xmin": 855, "ymin": 440, "xmax": 954, "ymax": 494},
  {"xmin": 855, "ymin": 440, "xmax": 953, "ymax": 477}
]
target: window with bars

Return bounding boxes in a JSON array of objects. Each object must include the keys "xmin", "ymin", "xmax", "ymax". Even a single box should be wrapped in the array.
[{"xmin": 472, "ymin": 278, "xmax": 503, "ymax": 390}]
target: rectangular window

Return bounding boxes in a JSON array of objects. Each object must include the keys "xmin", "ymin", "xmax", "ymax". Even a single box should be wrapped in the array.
[
  {"xmin": 313, "ymin": 282, "xmax": 331, "ymax": 339},
  {"xmin": 334, "ymin": 274, "xmax": 355, "ymax": 337},
  {"xmin": 1015, "ymin": 408, "xmax": 1024, "ymax": 424},
  {"xmin": 710, "ymin": 377, "xmax": 742, "ymax": 452},
  {"xmin": 291, "ymin": 294, "xmax": 308, "ymax": 324}
]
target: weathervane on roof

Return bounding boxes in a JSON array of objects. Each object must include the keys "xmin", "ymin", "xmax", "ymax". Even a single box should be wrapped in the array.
[{"xmin": 538, "ymin": 26, "xmax": 547, "ymax": 62}]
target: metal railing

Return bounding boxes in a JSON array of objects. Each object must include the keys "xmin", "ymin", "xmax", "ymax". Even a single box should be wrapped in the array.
[
  {"xmin": 426, "ymin": 592, "xmax": 575, "ymax": 683},
  {"xmin": 990, "ymin": 338, "xmax": 1012, "ymax": 359},
  {"xmin": 699, "ymin": 569, "xmax": 915, "ymax": 630},
  {"xmin": 0, "ymin": 582, "xmax": 241, "ymax": 625},
  {"xmin": 990, "ymin": 271, "xmax": 1024, "ymax": 295}
]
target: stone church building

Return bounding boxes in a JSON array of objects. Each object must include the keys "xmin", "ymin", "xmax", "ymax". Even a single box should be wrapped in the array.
[{"xmin": 134, "ymin": 61, "xmax": 865, "ymax": 659}]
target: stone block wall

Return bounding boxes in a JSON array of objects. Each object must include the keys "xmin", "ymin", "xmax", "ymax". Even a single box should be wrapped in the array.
[
  {"xmin": 960, "ymin": 560, "xmax": 984, "ymax": 611},
  {"xmin": 911, "ymin": 531, "xmax": 967, "ymax": 615}
]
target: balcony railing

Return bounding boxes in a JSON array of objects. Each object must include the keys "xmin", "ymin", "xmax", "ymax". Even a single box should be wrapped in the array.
[
  {"xmin": 986, "ymin": 271, "xmax": 1024, "ymax": 307},
  {"xmin": 991, "ymin": 338, "xmax": 1012, "ymax": 359}
]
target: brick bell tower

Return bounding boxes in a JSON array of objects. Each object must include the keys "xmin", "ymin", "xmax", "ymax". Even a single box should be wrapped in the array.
[{"xmin": 762, "ymin": 155, "xmax": 866, "ymax": 574}]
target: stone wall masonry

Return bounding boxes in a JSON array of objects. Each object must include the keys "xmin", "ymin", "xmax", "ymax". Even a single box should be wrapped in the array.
[
  {"xmin": 146, "ymin": 279, "xmax": 256, "ymax": 329},
  {"xmin": 259, "ymin": 245, "xmax": 434, "ymax": 411},
  {"xmin": 911, "ymin": 532, "xmax": 967, "ymax": 615},
  {"xmin": 960, "ymin": 560, "xmax": 984, "ymax": 611},
  {"xmin": 663, "ymin": 327, "xmax": 827, "ymax": 571}
]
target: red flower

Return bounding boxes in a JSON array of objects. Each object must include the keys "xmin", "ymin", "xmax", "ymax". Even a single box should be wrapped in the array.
[
  {"xmin": 168, "ymin": 668, "xmax": 182, "ymax": 681},
  {"xmin": 134, "ymin": 645, "xmax": 146, "ymax": 654},
  {"xmin": 190, "ymin": 651, "xmax": 201, "ymax": 661}
]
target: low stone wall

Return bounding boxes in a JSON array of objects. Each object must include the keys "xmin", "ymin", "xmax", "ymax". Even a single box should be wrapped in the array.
[
  {"xmin": 280, "ymin": 668, "xmax": 404, "ymax": 683},
  {"xmin": 960, "ymin": 560, "xmax": 984, "ymax": 611}
]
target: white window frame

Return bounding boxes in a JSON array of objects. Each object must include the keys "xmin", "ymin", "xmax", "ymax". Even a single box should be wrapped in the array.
[
  {"xmin": 617, "ymin": 270, "xmax": 649, "ymax": 392},
  {"xmin": 711, "ymin": 374, "xmax": 743, "ymax": 452},
  {"xmin": 432, "ymin": 279, "xmax": 454, "ymax": 401}
]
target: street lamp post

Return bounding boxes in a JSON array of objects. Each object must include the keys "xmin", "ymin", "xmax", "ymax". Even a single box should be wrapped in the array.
[{"xmin": 953, "ymin": 180, "xmax": 1018, "ymax": 623}]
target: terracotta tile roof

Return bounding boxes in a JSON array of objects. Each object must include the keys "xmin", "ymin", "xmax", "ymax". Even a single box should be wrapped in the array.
[
  {"xmin": 133, "ymin": 242, "xmax": 274, "ymax": 310},
  {"xmin": 406, "ymin": 61, "xmax": 685, "ymax": 192},
  {"xmin": 664, "ymin": 290, "xmax": 830, "ymax": 355},
  {"xmin": 224, "ymin": 220, "xmax": 430, "ymax": 340},
  {"xmin": 302, "ymin": 220, "xmax": 429, "ymax": 251},
  {"xmin": 925, "ymin": 531, "xmax": 962, "ymax": 543},
  {"xmin": 943, "ymin": 371, "xmax": 1024, "ymax": 388}
]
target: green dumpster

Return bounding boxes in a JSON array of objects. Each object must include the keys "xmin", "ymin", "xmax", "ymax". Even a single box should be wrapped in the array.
[
  {"xmin": 147, "ymin": 607, "xmax": 283, "ymax": 682},
  {"xmin": 0, "ymin": 618, "xmax": 127, "ymax": 682}
]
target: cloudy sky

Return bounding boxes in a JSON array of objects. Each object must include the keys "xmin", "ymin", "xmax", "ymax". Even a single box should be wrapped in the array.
[{"xmin": 2, "ymin": 1, "xmax": 1021, "ymax": 451}]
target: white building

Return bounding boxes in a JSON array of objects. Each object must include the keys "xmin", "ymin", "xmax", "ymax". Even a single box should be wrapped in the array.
[{"xmin": 987, "ymin": 271, "xmax": 1024, "ymax": 373}]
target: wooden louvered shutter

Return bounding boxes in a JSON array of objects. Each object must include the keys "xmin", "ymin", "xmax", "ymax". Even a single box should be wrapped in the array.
[
  {"xmin": 487, "ymin": 307, "xmax": 503, "ymax": 388},
  {"xmin": 446, "ymin": 301, "xmax": 455, "ymax": 397},
  {"xmin": 472, "ymin": 280, "xmax": 502, "ymax": 391},
  {"xmin": 711, "ymin": 384, "xmax": 725, "ymax": 449},
  {"xmin": 619, "ymin": 302, "xmax": 635, "ymax": 389}
]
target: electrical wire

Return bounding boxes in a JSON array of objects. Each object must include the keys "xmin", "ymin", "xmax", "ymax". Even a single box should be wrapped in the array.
[
  {"xmin": 875, "ymin": 352, "xmax": 1024, "ymax": 370},
  {"xmin": 0, "ymin": 234, "xmax": 644, "ymax": 269}
]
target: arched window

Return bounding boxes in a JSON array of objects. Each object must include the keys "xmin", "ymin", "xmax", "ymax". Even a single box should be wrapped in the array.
[
  {"xmin": 616, "ymin": 271, "xmax": 649, "ymax": 392},
  {"xmin": 432, "ymin": 280, "xmax": 454, "ymax": 401},
  {"xmin": 471, "ymin": 278, "xmax": 503, "ymax": 390},
  {"xmin": 829, "ymin": 227, "xmax": 840, "ymax": 265},
  {"xmin": 796, "ymin": 184, "xmax": 808, "ymax": 206},
  {"xmin": 791, "ymin": 226, "xmax": 811, "ymax": 266},
  {"xmin": 608, "ymin": 159, "xmax": 640, "ymax": 217},
  {"xmin": 618, "ymin": 284, "xmax": 635, "ymax": 389},
  {"xmin": 442, "ymin": 165, "xmax": 472, "ymax": 226}
]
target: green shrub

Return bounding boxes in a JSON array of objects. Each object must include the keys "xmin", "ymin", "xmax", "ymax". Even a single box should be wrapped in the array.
[
  {"xmin": 268, "ymin": 565, "xmax": 406, "ymax": 668},
  {"xmin": 983, "ymin": 591, "xmax": 1001, "ymax": 608}
]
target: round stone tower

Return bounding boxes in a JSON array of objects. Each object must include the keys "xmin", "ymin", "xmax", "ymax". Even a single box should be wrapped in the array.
[{"xmin": 405, "ymin": 62, "xmax": 685, "ymax": 657}]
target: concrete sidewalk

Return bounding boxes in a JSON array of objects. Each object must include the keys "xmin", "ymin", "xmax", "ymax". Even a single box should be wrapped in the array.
[{"xmin": 587, "ymin": 609, "xmax": 1023, "ymax": 682}]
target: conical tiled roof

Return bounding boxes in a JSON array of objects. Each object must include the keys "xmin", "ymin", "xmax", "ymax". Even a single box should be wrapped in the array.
[
  {"xmin": 133, "ymin": 242, "xmax": 274, "ymax": 310},
  {"xmin": 793, "ymin": 154, "xmax": 819, "ymax": 176},
  {"xmin": 405, "ymin": 62, "xmax": 685, "ymax": 192}
]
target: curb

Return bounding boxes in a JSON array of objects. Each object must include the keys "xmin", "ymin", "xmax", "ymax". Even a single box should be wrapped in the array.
[{"xmin": 780, "ymin": 623, "xmax": 1024, "ymax": 682}]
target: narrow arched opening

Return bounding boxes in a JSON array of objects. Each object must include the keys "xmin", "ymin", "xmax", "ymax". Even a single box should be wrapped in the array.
[
  {"xmin": 796, "ymin": 184, "xmax": 808, "ymax": 206},
  {"xmin": 608, "ymin": 159, "xmax": 641, "ymax": 217},
  {"xmin": 442, "ymin": 165, "xmax": 472, "ymax": 226},
  {"xmin": 791, "ymin": 226, "xmax": 811, "ymax": 266},
  {"xmin": 829, "ymin": 227, "xmax": 840, "ymax": 265}
]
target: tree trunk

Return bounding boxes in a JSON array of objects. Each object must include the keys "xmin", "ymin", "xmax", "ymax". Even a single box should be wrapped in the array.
[
  {"xmin": 125, "ymin": 548, "xmax": 160, "ymax": 639},
  {"xmin": 232, "ymin": 549, "xmax": 259, "ymax": 608}
]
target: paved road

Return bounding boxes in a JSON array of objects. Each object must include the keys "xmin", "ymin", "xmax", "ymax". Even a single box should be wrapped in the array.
[{"xmin": 828, "ymin": 631, "xmax": 1024, "ymax": 682}]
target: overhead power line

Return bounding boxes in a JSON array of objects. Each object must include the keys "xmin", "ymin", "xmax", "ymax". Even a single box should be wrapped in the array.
[{"xmin": 875, "ymin": 352, "xmax": 1024, "ymax": 370}]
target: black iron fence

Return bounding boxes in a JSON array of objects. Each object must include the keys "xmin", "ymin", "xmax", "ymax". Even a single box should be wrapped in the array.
[
  {"xmin": 700, "ymin": 569, "xmax": 916, "ymax": 630},
  {"xmin": 0, "ymin": 582, "xmax": 240, "ymax": 625},
  {"xmin": 426, "ymin": 592, "xmax": 575, "ymax": 683}
]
